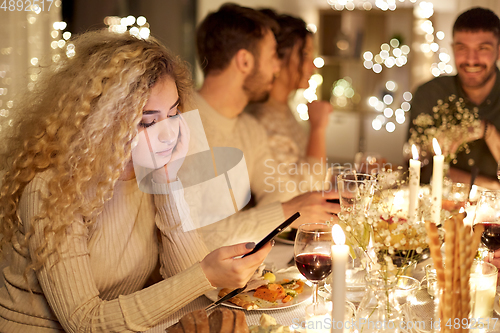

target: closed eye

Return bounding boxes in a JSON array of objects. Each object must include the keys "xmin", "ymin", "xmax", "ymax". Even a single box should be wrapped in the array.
[{"xmin": 139, "ymin": 119, "xmax": 157, "ymax": 128}]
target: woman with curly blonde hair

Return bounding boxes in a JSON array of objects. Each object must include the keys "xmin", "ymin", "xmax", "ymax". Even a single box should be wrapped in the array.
[{"xmin": 0, "ymin": 30, "xmax": 271, "ymax": 332}]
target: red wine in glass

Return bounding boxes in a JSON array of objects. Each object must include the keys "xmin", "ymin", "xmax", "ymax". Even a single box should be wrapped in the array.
[
  {"xmin": 479, "ymin": 223, "xmax": 500, "ymax": 252},
  {"xmin": 295, "ymin": 253, "xmax": 332, "ymax": 282},
  {"xmin": 294, "ymin": 223, "xmax": 332, "ymax": 316}
]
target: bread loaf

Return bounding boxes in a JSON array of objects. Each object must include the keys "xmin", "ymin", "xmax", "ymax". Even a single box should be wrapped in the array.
[
  {"xmin": 193, "ymin": 309, "xmax": 210, "ymax": 333},
  {"xmin": 209, "ymin": 308, "xmax": 234, "ymax": 333},
  {"xmin": 166, "ymin": 308, "xmax": 249, "ymax": 333},
  {"xmin": 180, "ymin": 312, "xmax": 198, "ymax": 333},
  {"xmin": 232, "ymin": 310, "xmax": 250, "ymax": 333}
]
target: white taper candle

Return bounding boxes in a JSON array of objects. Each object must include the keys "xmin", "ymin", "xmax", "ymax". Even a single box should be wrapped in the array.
[{"xmin": 331, "ymin": 224, "xmax": 348, "ymax": 333}]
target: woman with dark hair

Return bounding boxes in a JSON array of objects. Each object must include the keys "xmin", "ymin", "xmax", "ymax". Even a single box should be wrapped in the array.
[
  {"xmin": 0, "ymin": 30, "xmax": 270, "ymax": 332},
  {"xmin": 247, "ymin": 10, "xmax": 332, "ymax": 201}
]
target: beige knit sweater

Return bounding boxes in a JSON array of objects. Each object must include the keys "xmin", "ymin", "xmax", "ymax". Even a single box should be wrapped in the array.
[
  {"xmin": 0, "ymin": 171, "xmax": 214, "ymax": 332},
  {"xmin": 246, "ymin": 98, "xmax": 326, "ymax": 201},
  {"xmin": 193, "ymin": 93, "xmax": 287, "ymax": 251}
]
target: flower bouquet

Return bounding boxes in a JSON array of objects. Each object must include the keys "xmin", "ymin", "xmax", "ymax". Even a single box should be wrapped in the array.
[
  {"xmin": 337, "ymin": 169, "xmax": 432, "ymax": 332},
  {"xmin": 409, "ymin": 94, "xmax": 480, "ymax": 163},
  {"xmin": 337, "ymin": 169, "xmax": 430, "ymax": 274}
]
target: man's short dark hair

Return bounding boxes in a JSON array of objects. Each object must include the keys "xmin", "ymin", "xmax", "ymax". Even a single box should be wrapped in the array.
[
  {"xmin": 196, "ymin": 3, "xmax": 278, "ymax": 76},
  {"xmin": 453, "ymin": 7, "xmax": 500, "ymax": 41}
]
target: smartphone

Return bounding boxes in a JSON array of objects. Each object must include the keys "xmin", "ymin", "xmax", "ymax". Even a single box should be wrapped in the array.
[{"xmin": 241, "ymin": 212, "xmax": 300, "ymax": 258}]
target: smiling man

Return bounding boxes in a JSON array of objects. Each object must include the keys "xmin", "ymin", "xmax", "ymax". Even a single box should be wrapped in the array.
[{"xmin": 409, "ymin": 7, "xmax": 500, "ymax": 189}]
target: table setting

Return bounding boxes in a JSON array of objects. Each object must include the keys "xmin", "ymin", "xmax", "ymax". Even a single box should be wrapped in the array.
[{"xmin": 147, "ymin": 133, "xmax": 500, "ymax": 333}]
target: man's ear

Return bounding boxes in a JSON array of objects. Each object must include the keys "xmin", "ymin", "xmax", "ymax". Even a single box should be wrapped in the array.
[{"xmin": 234, "ymin": 49, "xmax": 255, "ymax": 75}]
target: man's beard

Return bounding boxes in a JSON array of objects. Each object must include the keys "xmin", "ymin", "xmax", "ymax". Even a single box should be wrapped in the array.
[{"xmin": 243, "ymin": 65, "xmax": 273, "ymax": 103}]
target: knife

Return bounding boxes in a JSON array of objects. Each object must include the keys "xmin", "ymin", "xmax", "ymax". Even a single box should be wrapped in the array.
[{"xmin": 205, "ymin": 285, "xmax": 247, "ymax": 312}]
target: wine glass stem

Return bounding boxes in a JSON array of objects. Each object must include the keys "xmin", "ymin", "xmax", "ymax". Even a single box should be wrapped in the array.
[
  {"xmin": 312, "ymin": 282, "xmax": 319, "ymax": 305},
  {"xmin": 489, "ymin": 250, "xmax": 495, "ymax": 262}
]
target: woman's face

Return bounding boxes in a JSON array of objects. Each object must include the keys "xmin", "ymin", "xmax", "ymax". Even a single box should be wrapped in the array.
[
  {"xmin": 131, "ymin": 76, "xmax": 181, "ymax": 170},
  {"xmin": 289, "ymin": 35, "xmax": 315, "ymax": 90}
]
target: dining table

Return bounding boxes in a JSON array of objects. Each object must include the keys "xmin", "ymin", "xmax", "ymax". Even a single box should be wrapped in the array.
[
  {"xmin": 146, "ymin": 242, "xmax": 500, "ymax": 333},
  {"xmin": 145, "ymin": 243, "xmax": 313, "ymax": 332}
]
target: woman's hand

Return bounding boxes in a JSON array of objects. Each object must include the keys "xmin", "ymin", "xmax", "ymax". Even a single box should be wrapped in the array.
[
  {"xmin": 200, "ymin": 242, "xmax": 272, "ymax": 289},
  {"xmin": 307, "ymin": 101, "xmax": 333, "ymax": 131},
  {"xmin": 152, "ymin": 114, "xmax": 190, "ymax": 183}
]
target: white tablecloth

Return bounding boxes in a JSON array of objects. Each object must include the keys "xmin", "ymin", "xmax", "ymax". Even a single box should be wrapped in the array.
[{"xmin": 145, "ymin": 243, "xmax": 500, "ymax": 333}]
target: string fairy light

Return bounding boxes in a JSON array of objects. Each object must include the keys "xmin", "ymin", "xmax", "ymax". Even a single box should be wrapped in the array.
[
  {"xmin": 368, "ymin": 89, "xmax": 412, "ymax": 132},
  {"xmin": 104, "ymin": 15, "xmax": 151, "ymax": 39}
]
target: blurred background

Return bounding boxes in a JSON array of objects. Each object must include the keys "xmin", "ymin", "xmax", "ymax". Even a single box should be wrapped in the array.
[{"xmin": 0, "ymin": 0, "xmax": 499, "ymax": 166}]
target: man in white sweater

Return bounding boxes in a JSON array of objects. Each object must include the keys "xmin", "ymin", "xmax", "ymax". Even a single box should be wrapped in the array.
[{"xmin": 194, "ymin": 3, "xmax": 339, "ymax": 250}]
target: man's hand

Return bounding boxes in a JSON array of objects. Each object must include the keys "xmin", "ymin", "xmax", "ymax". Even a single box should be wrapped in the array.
[{"xmin": 282, "ymin": 190, "xmax": 340, "ymax": 227}]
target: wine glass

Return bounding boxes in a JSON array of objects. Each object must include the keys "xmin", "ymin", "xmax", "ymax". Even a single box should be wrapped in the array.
[
  {"xmin": 337, "ymin": 171, "xmax": 376, "ymax": 217},
  {"xmin": 472, "ymin": 190, "xmax": 500, "ymax": 262},
  {"xmin": 294, "ymin": 223, "xmax": 333, "ymax": 316}
]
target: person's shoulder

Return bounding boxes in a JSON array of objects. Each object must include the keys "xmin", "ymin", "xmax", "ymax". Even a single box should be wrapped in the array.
[
  {"xmin": 238, "ymin": 112, "xmax": 268, "ymax": 139},
  {"xmin": 239, "ymin": 111, "xmax": 265, "ymax": 128},
  {"xmin": 245, "ymin": 102, "xmax": 267, "ymax": 117},
  {"xmin": 415, "ymin": 75, "xmax": 457, "ymax": 93}
]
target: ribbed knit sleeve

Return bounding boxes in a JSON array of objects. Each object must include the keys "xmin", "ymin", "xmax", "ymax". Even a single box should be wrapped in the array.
[
  {"xmin": 21, "ymin": 176, "xmax": 214, "ymax": 333},
  {"xmin": 150, "ymin": 180, "xmax": 210, "ymax": 278}
]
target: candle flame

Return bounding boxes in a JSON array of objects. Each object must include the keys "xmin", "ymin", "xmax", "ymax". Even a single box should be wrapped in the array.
[
  {"xmin": 411, "ymin": 144, "xmax": 419, "ymax": 160},
  {"xmin": 332, "ymin": 224, "xmax": 346, "ymax": 245},
  {"xmin": 469, "ymin": 185, "xmax": 478, "ymax": 201},
  {"xmin": 432, "ymin": 138, "xmax": 442, "ymax": 156},
  {"xmin": 459, "ymin": 207, "xmax": 465, "ymax": 214}
]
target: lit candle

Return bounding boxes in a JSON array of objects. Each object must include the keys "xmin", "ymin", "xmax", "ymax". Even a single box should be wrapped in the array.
[
  {"xmin": 331, "ymin": 224, "xmax": 348, "ymax": 333},
  {"xmin": 408, "ymin": 144, "xmax": 421, "ymax": 222},
  {"xmin": 432, "ymin": 138, "xmax": 444, "ymax": 225}
]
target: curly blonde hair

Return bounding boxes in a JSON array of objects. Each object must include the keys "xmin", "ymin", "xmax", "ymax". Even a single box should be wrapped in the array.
[{"xmin": 0, "ymin": 30, "xmax": 193, "ymax": 272}]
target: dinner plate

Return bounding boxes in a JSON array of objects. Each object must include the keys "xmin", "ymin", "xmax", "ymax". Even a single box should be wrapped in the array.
[
  {"xmin": 204, "ymin": 273, "xmax": 312, "ymax": 311},
  {"xmin": 275, "ymin": 229, "xmax": 296, "ymax": 245}
]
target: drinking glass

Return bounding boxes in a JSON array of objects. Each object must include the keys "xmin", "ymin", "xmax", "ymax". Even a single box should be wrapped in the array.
[
  {"xmin": 472, "ymin": 190, "xmax": 500, "ymax": 261},
  {"xmin": 337, "ymin": 172, "xmax": 376, "ymax": 217},
  {"xmin": 470, "ymin": 260, "xmax": 498, "ymax": 319},
  {"xmin": 337, "ymin": 172, "xmax": 376, "ymax": 294},
  {"xmin": 295, "ymin": 223, "xmax": 333, "ymax": 316}
]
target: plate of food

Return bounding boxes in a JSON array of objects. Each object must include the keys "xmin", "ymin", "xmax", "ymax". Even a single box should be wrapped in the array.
[
  {"xmin": 275, "ymin": 228, "xmax": 296, "ymax": 245},
  {"xmin": 205, "ymin": 272, "xmax": 312, "ymax": 311}
]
